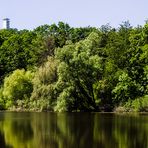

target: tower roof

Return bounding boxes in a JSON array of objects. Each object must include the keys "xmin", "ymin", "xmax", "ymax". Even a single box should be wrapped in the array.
[{"xmin": 3, "ymin": 18, "xmax": 9, "ymax": 20}]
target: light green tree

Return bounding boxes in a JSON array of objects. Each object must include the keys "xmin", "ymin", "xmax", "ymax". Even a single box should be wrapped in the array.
[{"xmin": 3, "ymin": 69, "xmax": 33, "ymax": 108}]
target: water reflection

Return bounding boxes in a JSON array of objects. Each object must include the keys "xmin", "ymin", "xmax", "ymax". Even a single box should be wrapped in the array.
[{"xmin": 0, "ymin": 112, "xmax": 148, "ymax": 148}]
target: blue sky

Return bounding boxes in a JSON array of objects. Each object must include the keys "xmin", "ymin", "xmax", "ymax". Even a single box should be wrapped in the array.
[{"xmin": 0, "ymin": 0, "xmax": 148, "ymax": 30}]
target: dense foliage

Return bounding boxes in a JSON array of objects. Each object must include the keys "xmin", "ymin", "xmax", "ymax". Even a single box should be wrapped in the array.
[{"xmin": 0, "ymin": 21, "xmax": 148, "ymax": 112}]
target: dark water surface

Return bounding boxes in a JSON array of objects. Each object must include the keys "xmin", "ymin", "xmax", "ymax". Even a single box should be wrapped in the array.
[{"xmin": 0, "ymin": 112, "xmax": 148, "ymax": 148}]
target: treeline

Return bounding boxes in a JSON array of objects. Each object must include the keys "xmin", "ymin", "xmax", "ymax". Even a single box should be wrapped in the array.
[{"xmin": 0, "ymin": 21, "xmax": 148, "ymax": 112}]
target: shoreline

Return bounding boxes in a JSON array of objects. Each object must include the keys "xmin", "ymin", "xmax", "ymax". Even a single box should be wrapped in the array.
[{"xmin": 0, "ymin": 109, "xmax": 148, "ymax": 114}]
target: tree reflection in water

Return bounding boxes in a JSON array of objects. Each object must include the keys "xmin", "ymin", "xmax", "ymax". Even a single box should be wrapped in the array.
[
  {"xmin": 0, "ymin": 131, "xmax": 13, "ymax": 148},
  {"xmin": 0, "ymin": 112, "xmax": 147, "ymax": 148}
]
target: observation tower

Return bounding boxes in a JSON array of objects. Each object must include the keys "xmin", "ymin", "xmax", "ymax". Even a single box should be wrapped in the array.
[{"xmin": 2, "ymin": 18, "xmax": 10, "ymax": 29}]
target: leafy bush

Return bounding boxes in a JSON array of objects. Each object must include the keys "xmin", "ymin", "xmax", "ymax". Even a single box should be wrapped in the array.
[
  {"xmin": 54, "ymin": 86, "xmax": 75, "ymax": 112},
  {"xmin": 2, "ymin": 69, "xmax": 34, "ymax": 108},
  {"xmin": 112, "ymin": 72, "xmax": 141, "ymax": 104},
  {"xmin": 141, "ymin": 95, "xmax": 148, "ymax": 111},
  {"xmin": 124, "ymin": 95, "xmax": 148, "ymax": 112}
]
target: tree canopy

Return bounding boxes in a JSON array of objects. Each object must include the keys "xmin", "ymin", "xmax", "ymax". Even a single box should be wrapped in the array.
[{"xmin": 0, "ymin": 21, "xmax": 148, "ymax": 112}]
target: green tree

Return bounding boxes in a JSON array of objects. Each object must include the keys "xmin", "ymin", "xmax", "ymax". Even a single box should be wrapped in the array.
[
  {"xmin": 0, "ymin": 31, "xmax": 36, "ymax": 82},
  {"xmin": 30, "ymin": 57, "xmax": 59, "ymax": 111},
  {"xmin": 2, "ymin": 69, "xmax": 33, "ymax": 108},
  {"xmin": 54, "ymin": 32, "xmax": 104, "ymax": 111}
]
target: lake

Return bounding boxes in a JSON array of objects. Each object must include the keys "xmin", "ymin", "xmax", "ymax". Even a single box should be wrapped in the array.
[{"xmin": 0, "ymin": 112, "xmax": 148, "ymax": 148}]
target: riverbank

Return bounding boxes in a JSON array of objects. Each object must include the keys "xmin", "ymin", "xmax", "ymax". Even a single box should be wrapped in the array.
[{"xmin": 1, "ymin": 106, "xmax": 148, "ymax": 113}]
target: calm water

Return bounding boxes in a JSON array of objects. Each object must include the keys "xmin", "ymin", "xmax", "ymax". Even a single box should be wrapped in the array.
[{"xmin": 0, "ymin": 112, "xmax": 148, "ymax": 148}]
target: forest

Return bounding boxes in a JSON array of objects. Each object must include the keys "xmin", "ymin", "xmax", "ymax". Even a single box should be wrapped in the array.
[{"xmin": 0, "ymin": 21, "xmax": 148, "ymax": 112}]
